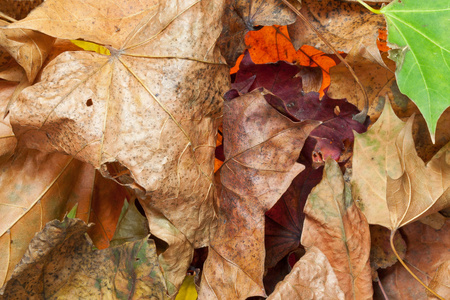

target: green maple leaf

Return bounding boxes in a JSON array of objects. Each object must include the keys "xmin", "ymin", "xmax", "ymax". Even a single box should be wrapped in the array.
[{"xmin": 358, "ymin": 0, "xmax": 450, "ymax": 142}]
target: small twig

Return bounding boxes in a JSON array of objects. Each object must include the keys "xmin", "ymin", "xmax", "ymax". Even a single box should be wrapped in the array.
[
  {"xmin": 355, "ymin": 0, "xmax": 382, "ymax": 15},
  {"xmin": 374, "ymin": 274, "xmax": 390, "ymax": 300},
  {"xmin": 280, "ymin": 0, "xmax": 369, "ymax": 123},
  {"xmin": 390, "ymin": 230, "xmax": 444, "ymax": 299}
]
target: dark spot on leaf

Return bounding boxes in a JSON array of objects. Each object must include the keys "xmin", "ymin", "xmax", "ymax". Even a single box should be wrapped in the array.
[{"xmin": 86, "ymin": 99, "xmax": 93, "ymax": 106}]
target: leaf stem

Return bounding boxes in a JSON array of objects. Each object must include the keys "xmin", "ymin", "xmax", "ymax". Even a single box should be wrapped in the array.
[
  {"xmin": 0, "ymin": 12, "xmax": 16, "ymax": 23},
  {"xmin": 280, "ymin": 0, "xmax": 368, "ymax": 124},
  {"xmin": 355, "ymin": 0, "xmax": 382, "ymax": 15},
  {"xmin": 389, "ymin": 230, "xmax": 444, "ymax": 299}
]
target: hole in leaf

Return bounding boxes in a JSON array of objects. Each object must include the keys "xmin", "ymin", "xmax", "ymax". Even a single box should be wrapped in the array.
[{"xmin": 86, "ymin": 99, "xmax": 93, "ymax": 106}]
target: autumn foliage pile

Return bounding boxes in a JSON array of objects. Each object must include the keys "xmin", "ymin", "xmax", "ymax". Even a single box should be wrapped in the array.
[{"xmin": 0, "ymin": 0, "xmax": 449, "ymax": 299}]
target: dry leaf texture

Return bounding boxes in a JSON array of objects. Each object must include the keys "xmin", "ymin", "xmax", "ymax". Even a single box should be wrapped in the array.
[
  {"xmin": 428, "ymin": 260, "xmax": 450, "ymax": 299},
  {"xmin": 199, "ymin": 89, "xmax": 319, "ymax": 299},
  {"xmin": 219, "ymin": 0, "xmax": 297, "ymax": 65},
  {"xmin": 0, "ymin": 217, "xmax": 167, "ymax": 299},
  {"xmin": 8, "ymin": 0, "xmax": 230, "ymax": 291},
  {"xmin": 302, "ymin": 158, "xmax": 372, "ymax": 300},
  {"xmin": 352, "ymin": 99, "xmax": 405, "ymax": 227},
  {"xmin": 268, "ymin": 246, "xmax": 344, "ymax": 300},
  {"xmin": 288, "ymin": 0, "xmax": 386, "ymax": 66},
  {"xmin": 386, "ymin": 116, "xmax": 450, "ymax": 229}
]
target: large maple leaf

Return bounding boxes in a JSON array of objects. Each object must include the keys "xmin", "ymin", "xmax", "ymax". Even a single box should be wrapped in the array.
[{"xmin": 7, "ymin": 0, "xmax": 229, "ymax": 293}]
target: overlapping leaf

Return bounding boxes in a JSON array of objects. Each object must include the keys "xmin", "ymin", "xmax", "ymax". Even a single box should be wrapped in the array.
[
  {"xmin": 267, "ymin": 247, "xmax": 344, "ymax": 300},
  {"xmin": 380, "ymin": 0, "xmax": 450, "ymax": 140},
  {"xmin": 288, "ymin": 0, "xmax": 386, "ymax": 66},
  {"xmin": 302, "ymin": 158, "xmax": 372, "ymax": 299},
  {"xmin": 232, "ymin": 51, "xmax": 368, "ymax": 165},
  {"xmin": 199, "ymin": 89, "xmax": 319, "ymax": 299},
  {"xmin": 219, "ymin": 0, "xmax": 297, "ymax": 65},
  {"xmin": 0, "ymin": 217, "xmax": 167, "ymax": 298},
  {"xmin": 7, "ymin": 0, "xmax": 230, "ymax": 293}
]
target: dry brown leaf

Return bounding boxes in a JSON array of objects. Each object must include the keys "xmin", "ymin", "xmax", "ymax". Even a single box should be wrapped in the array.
[
  {"xmin": 327, "ymin": 50, "xmax": 395, "ymax": 123},
  {"xmin": 218, "ymin": 0, "xmax": 297, "ymax": 65},
  {"xmin": 267, "ymin": 246, "xmax": 344, "ymax": 300},
  {"xmin": 376, "ymin": 220, "xmax": 450, "ymax": 299},
  {"xmin": 199, "ymin": 89, "xmax": 319, "ymax": 299},
  {"xmin": 386, "ymin": 117, "xmax": 450, "ymax": 229},
  {"xmin": 0, "ymin": 21, "xmax": 54, "ymax": 82},
  {"xmin": 0, "ymin": 217, "xmax": 167, "ymax": 299},
  {"xmin": 287, "ymin": 0, "xmax": 386, "ymax": 66},
  {"xmin": 369, "ymin": 225, "xmax": 405, "ymax": 271},
  {"xmin": 428, "ymin": 260, "xmax": 450, "ymax": 300},
  {"xmin": 352, "ymin": 99, "xmax": 405, "ymax": 227},
  {"xmin": 302, "ymin": 158, "xmax": 373, "ymax": 300},
  {"xmin": 0, "ymin": 149, "xmax": 85, "ymax": 288},
  {"xmin": 0, "ymin": 81, "xmax": 17, "ymax": 162},
  {"xmin": 7, "ymin": 0, "xmax": 229, "ymax": 293}
]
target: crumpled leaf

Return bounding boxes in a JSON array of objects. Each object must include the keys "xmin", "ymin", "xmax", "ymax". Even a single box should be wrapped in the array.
[
  {"xmin": 218, "ymin": 0, "xmax": 297, "ymax": 65},
  {"xmin": 380, "ymin": 0, "xmax": 450, "ymax": 141},
  {"xmin": 0, "ymin": 21, "xmax": 54, "ymax": 82},
  {"xmin": 267, "ymin": 246, "xmax": 344, "ymax": 300},
  {"xmin": 0, "ymin": 217, "xmax": 167, "ymax": 299},
  {"xmin": 302, "ymin": 158, "xmax": 372, "ymax": 300},
  {"xmin": 232, "ymin": 51, "xmax": 368, "ymax": 165},
  {"xmin": 8, "ymin": 0, "xmax": 229, "ymax": 294},
  {"xmin": 199, "ymin": 89, "xmax": 319, "ymax": 299},
  {"xmin": 369, "ymin": 225, "xmax": 406, "ymax": 271},
  {"xmin": 110, "ymin": 199, "xmax": 150, "ymax": 247},
  {"xmin": 376, "ymin": 219, "xmax": 450, "ymax": 299},
  {"xmin": 386, "ymin": 117, "xmax": 450, "ymax": 229},
  {"xmin": 287, "ymin": 0, "xmax": 386, "ymax": 66},
  {"xmin": 0, "ymin": 81, "xmax": 17, "ymax": 162},
  {"xmin": 0, "ymin": 0, "xmax": 43, "ymax": 20},
  {"xmin": 0, "ymin": 149, "xmax": 85, "ymax": 288}
]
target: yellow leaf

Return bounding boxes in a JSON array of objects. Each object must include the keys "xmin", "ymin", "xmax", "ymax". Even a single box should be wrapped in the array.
[
  {"xmin": 70, "ymin": 40, "xmax": 110, "ymax": 55},
  {"xmin": 175, "ymin": 275, "xmax": 198, "ymax": 300}
]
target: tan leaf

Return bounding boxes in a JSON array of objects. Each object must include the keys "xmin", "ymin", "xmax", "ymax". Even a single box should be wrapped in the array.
[
  {"xmin": 302, "ymin": 158, "xmax": 373, "ymax": 300},
  {"xmin": 386, "ymin": 117, "xmax": 450, "ymax": 229},
  {"xmin": 8, "ymin": 0, "xmax": 229, "ymax": 293},
  {"xmin": 352, "ymin": 99, "xmax": 405, "ymax": 227},
  {"xmin": 0, "ymin": 217, "xmax": 167, "ymax": 299},
  {"xmin": 0, "ymin": 21, "xmax": 54, "ymax": 82},
  {"xmin": 267, "ymin": 246, "xmax": 344, "ymax": 300},
  {"xmin": 0, "ymin": 81, "xmax": 17, "ymax": 162},
  {"xmin": 199, "ymin": 89, "xmax": 319, "ymax": 299},
  {"xmin": 287, "ymin": 0, "xmax": 386, "ymax": 66},
  {"xmin": 377, "ymin": 220, "xmax": 450, "ymax": 299},
  {"xmin": 428, "ymin": 260, "xmax": 450, "ymax": 300},
  {"xmin": 327, "ymin": 50, "xmax": 395, "ymax": 122},
  {"xmin": 0, "ymin": 149, "xmax": 85, "ymax": 288}
]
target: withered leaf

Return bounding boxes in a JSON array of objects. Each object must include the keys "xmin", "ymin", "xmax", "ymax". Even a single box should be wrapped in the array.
[
  {"xmin": 352, "ymin": 99, "xmax": 405, "ymax": 227},
  {"xmin": 230, "ymin": 51, "xmax": 368, "ymax": 165},
  {"xmin": 267, "ymin": 247, "xmax": 344, "ymax": 300},
  {"xmin": 8, "ymin": 0, "xmax": 230, "ymax": 293},
  {"xmin": 302, "ymin": 158, "xmax": 373, "ymax": 300},
  {"xmin": 288, "ymin": 0, "xmax": 386, "ymax": 66},
  {"xmin": 0, "ymin": 217, "xmax": 167, "ymax": 299},
  {"xmin": 428, "ymin": 260, "xmax": 450, "ymax": 299},
  {"xmin": 199, "ymin": 89, "xmax": 319, "ymax": 299},
  {"xmin": 369, "ymin": 225, "xmax": 406, "ymax": 271},
  {"xmin": 219, "ymin": 0, "xmax": 297, "ymax": 65},
  {"xmin": 0, "ymin": 81, "xmax": 17, "ymax": 162}
]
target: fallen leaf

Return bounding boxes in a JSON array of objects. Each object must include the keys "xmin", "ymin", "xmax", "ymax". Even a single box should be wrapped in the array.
[
  {"xmin": 287, "ymin": 0, "xmax": 386, "ymax": 66},
  {"xmin": 267, "ymin": 246, "xmax": 344, "ymax": 300},
  {"xmin": 0, "ymin": 81, "xmax": 17, "ymax": 162},
  {"xmin": 386, "ymin": 117, "xmax": 450, "ymax": 229},
  {"xmin": 218, "ymin": 0, "xmax": 297, "ymax": 65},
  {"xmin": 265, "ymin": 158, "xmax": 323, "ymax": 270},
  {"xmin": 352, "ymin": 99, "xmax": 405, "ymax": 227},
  {"xmin": 231, "ymin": 51, "xmax": 368, "ymax": 165},
  {"xmin": 428, "ymin": 260, "xmax": 450, "ymax": 300},
  {"xmin": 0, "ymin": 0, "xmax": 43, "ymax": 20},
  {"xmin": 0, "ymin": 149, "xmax": 85, "ymax": 288},
  {"xmin": 380, "ymin": 0, "xmax": 450, "ymax": 141},
  {"xmin": 376, "ymin": 219, "xmax": 450, "ymax": 299},
  {"xmin": 199, "ymin": 89, "xmax": 319, "ymax": 299},
  {"xmin": 8, "ymin": 1, "xmax": 230, "ymax": 294},
  {"xmin": 175, "ymin": 274, "xmax": 198, "ymax": 300},
  {"xmin": 110, "ymin": 199, "xmax": 150, "ymax": 247},
  {"xmin": 302, "ymin": 158, "xmax": 373, "ymax": 300},
  {"xmin": 0, "ymin": 217, "xmax": 167, "ymax": 299}
]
